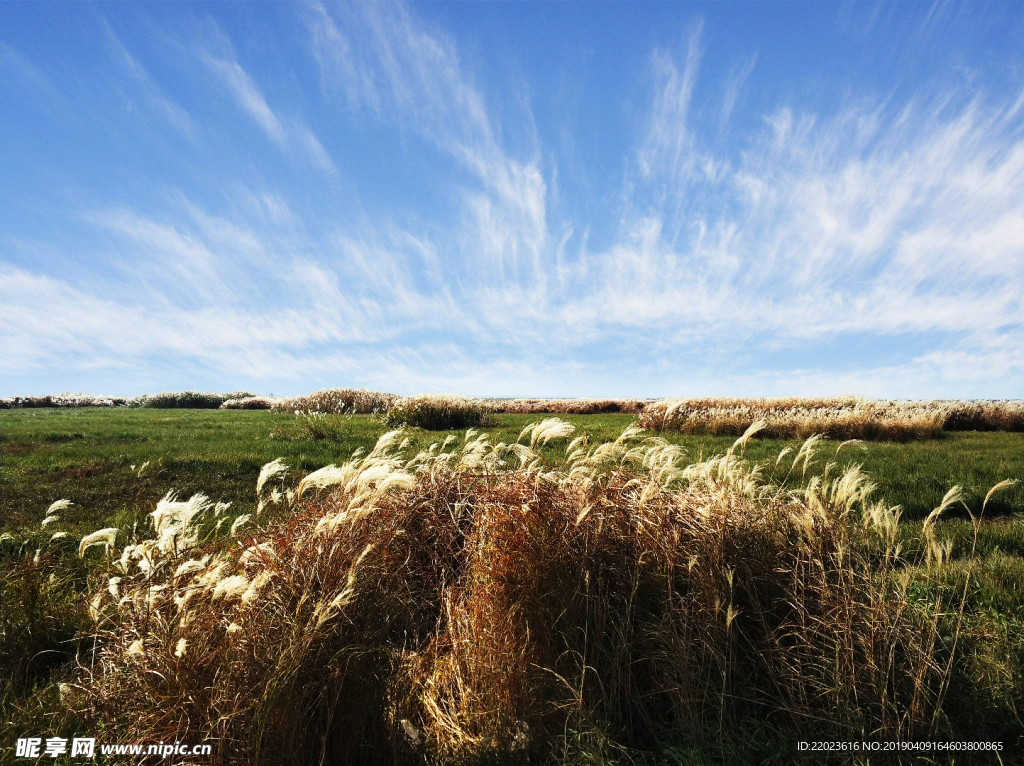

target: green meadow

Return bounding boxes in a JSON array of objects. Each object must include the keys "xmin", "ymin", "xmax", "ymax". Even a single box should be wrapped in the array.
[{"xmin": 2, "ymin": 407, "xmax": 1022, "ymax": 534}]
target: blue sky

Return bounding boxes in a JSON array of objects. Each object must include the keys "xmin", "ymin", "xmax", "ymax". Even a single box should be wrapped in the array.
[{"xmin": 1, "ymin": 1, "xmax": 1022, "ymax": 398}]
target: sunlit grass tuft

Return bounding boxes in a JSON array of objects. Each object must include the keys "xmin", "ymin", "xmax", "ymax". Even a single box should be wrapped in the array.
[{"xmin": 64, "ymin": 425, "xmax": 1017, "ymax": 764}]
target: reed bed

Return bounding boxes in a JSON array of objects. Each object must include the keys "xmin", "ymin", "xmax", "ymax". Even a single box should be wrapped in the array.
[
  {"xmin": 484, "ymin": 398, "xmax": 651, "ymax": 415},
  {"xmin": 269, "ymin": 388, "xmax": 398, "ymax": 415},
  {"xmin": 3, "ymin": 390, "xmax": 1022, "ymax": 442},
  {"xmin": 288, "ymin": 411, "xmax": 357, "ymax": 442},
  {"xmin": 0, "ymin": 391, "xmax": 255, "ymax": 409},
  {"xmin": 638, "ymin": 397, "xmax": 1024, "ymax": 441},
  {"xmin": 127, "ymin": 391, "xmax": 256, "ymax": 409},
  {"xmin": 0, "ymin": 393, "xmax": 129, "ymax": 409},
  {"xmin": 384, "ymin": 394, "xmax": 485, "ymax": 430},
  {"xmin": 71, "ymin": 422, "xmax": 974, "ymax": 763},
  {"xmin": 941, "ymin": 400, "xmax": 1024, "ymax": 431},
  {"xmin": 220, "ymin": 395, "xmax": 279, "ymax": 410}
]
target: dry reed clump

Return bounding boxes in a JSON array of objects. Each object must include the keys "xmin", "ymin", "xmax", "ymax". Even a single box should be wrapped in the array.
[
  {"xmin": 638, "ymin": 397, "xmax": 1024, "ymax": 439},
  {"xmin": 77, "ymin": 423, "xmax": 961, "ymax": 763},
  {"xmin": 383, "ymin": 394, "xmax": 486, "ymax": 431},
  {"xmin": 638, "ymin": 397, "xmax": 937, "ymax": 440},
  {"xmin": 269, "ymin": 388, "xmax": 398, "ymax": 415},
  {"xmin": 483, "ymin": 398, "xmax": 651, "ymax": 415},
  {"xmin": 0, "ymin": 391, "xmax": 257, "ymax": 409},
  {"xmin": 127, "ymin": 391, "xmax": 255, "ymax": 409},
  {"xmin": 220, "ymin": 396, "xmax": 281, "ymax": 410},
  {"xmin": 940, "ymin": 400, "xmax": 1024, "ymax": 431},
  {"xmin": 0, "ymin": 393, "xmax": 129, "ymax": 409},
  {"xmin": 289, "ymin": 412, "xmax": 357, "ymax": 442}
]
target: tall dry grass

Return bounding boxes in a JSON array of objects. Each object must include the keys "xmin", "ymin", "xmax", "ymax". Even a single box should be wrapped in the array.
[
  {"xmin": 637, "ymin": 397, "xmax": 1024, "ymax": 440},
  {"xmin": 0, "ymin": 393, "xmax": 129, "ymax": 409},
  {"xmin": 4, "ymin": 389, "xmax": 1021, "ymax": 440},
  {"xmin": 220, "ymin": 395, "xmax": 279, "ymax": 410},
  {"xmin": 269, "ymin": 388, "xmax": 398, "ymax": 415},
  {"xmin": 384, "ymin": 394, "xmax": 486, "ymax": 430},
  {"xmin": 127, "ymin": 391, "xmax": 255, "ymax": 409},
  {"xmin": 940, "ymin": 400, "xmax": 1024, "ymax": 431},
  {"xmin": 484, "ymin": 398, "xmax": 651, "ymax": 415},
  {"xmin": 0, "ymin": 391, "xmax": 253, "ymax": 409},
  {"xmin": 70, "ymin": 422, "xmax": 972, "ymax": 763}
]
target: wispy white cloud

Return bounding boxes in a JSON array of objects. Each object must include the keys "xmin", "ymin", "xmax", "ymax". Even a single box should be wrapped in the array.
[
  {"xmin": 0, "ymin": 37, "xmax": 61, "ymax": 102},
  {"xmin": 638, "ymin": 21, "xmax": 705, "ymax": 184},
  {"xmin": 557, "ymin": 25, "xmax": 1024, "ymax": 389},
  {"xmin": 2, "ymin": 3, "xmax": 1023, "ymax": 397},
  {"xmin": 99, "ymin": 18, "xmax": 195, "ymax": 139},
  {"xmin": 720, "ymin": 54, "xmax": 756, "ymax": 133},
  {"xmin": 204, "ymin": 55, "xmax": 286, "ymax": 143},
  {"xmin": 304, "ymin": 1, "xmax": 551, "ymax": 287},
  {"xmin": 201, "ymin": 45, "xmax": 336, "ymax": 175}
]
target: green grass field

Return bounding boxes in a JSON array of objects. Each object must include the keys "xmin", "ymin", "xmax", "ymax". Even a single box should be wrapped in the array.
[
  {"xmin": 2, "ymin": 408, "xmax": 1024, "ymax": 764},
  {"xmin": 3, "ymin": 408, "xmax": 1022, "ymax": 536}
]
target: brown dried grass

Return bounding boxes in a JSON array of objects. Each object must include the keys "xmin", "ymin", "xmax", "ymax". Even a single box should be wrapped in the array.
[
  {"xmin": 637, "ymin": 397, "xmax": 1024, "ymax": 441},
  {"xmin": 74, "ymin": 425, "xmax": 957, "ymax": 763},
  {"xmin": 484, "ymin": 398, "xmax": 650, "ymax": 415},
  {"xmin": 220, "ymin": 396, "xmax": 278, "ymax": 410},
  {"xmin": 269, "ymin": 388, "xmax": 398, "ymax": 415},
  {"xmin": 384, "ymin": 394, "xmax": 486, "ymax": 430}
]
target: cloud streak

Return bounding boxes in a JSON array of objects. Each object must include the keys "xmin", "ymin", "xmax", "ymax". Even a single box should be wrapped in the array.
[
  {"xmin": 1, "ymin": 2, "xmax": 1022, "ymax": 397},
  {"xmin": 202, "ymin": 46, "xmax": 336, "ymax": 174}
]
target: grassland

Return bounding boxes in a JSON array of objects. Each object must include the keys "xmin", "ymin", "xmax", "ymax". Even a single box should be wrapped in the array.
[
  {"xmin": 2, "ymin": 408, "xmax": 1022, "ymax": 533},
  {"xmin": 2, "ymin": 407, "xmax": 1024, "ymax": 764}
]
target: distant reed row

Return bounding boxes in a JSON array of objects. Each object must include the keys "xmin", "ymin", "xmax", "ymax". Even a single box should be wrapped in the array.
[{"xmin": 4, "ymin": 388, "xmax": 1022, "ymax": 439}]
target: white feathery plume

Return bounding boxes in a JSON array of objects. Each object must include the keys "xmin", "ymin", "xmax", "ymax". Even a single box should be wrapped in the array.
[
  {"xmin": 314, "ymin": 544, "xmax": 373, "ymax": 627},
  {"xmin": 256, "ymin": 459, "xmax": 289, "ymax": 497},
  {"xmin": 212, "ymin": 574, "xmax": 250, "ymax": 602},
  {"xmin": 241, "ymin": 570, "xmax": 275, "ymax": 606},
  {"xmin": 369, "ymin": 429, "xmax": 406, "ymax": 458},
  {"xmin": 116, "ymin": 544, "xmax": 136, "ymax": 574},
  {"xmin": 174, "ymin": 589, "xmax": 202, "ymax": 614},
  {"xmin": 517, "ymin": 422, "xmax": 538, "ymax": 444},
  {"xmin": 174, "ymin": 558, "xmax": 209, "ymax": 579},
  {"xmin": 88, "ymin": 591, "xmax": 104, "ymax": 621},
  {"xmin": 126, "ymin": 639, "xmax": 145, "ymax": 659},
  {"xmin": 614, "ymin": 425, "xmax": 646, "ymax": 445},
  {"xmin": 239, "ymin": 543, "xmax": 276, "ymax": 566},
  {"xmin": 297, "ymin": 465, "xmax": 349, "ymax": 499},
  {"xmin": 79, "ymin": 528, "xmax": 119, "ymax": 557},
  {"xmin": 195, "ymin": 561, "xmax": 230, "ymax": 588},
  {"xmin": 151, "ymin": 492, "xmax": 212, "ymax": 553},
  {"xmin": 983, "ymin": 479, "xmax": 1017, "ymax": 514},
  {"xmin": 373, "ymin": 471, "xmax": 416, "ymax": 497},
  {"xmin": 145, "ymin": 584, "xmax": 166, "ymax": 608},
  {"xmin": 729, "ymin": 418, "xmax": 767, "ymax": 455},
  {"xmin": 230, "ymin": 515, "xmax": 252, "ymax": 536},
  {"xmin": 924, "ymin": 486, "xmax": 964, "ymax": 527},
  {"xmin": 529, "ymin": 418, "xmax": 576, "ymax": 448},
  {"xmin": 46, "ymin": 499, "xmax": 73, "ymax": 516},
  {"xmin": 131, "ymin": 541, "xmax": 156, "ymax": 576}
]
